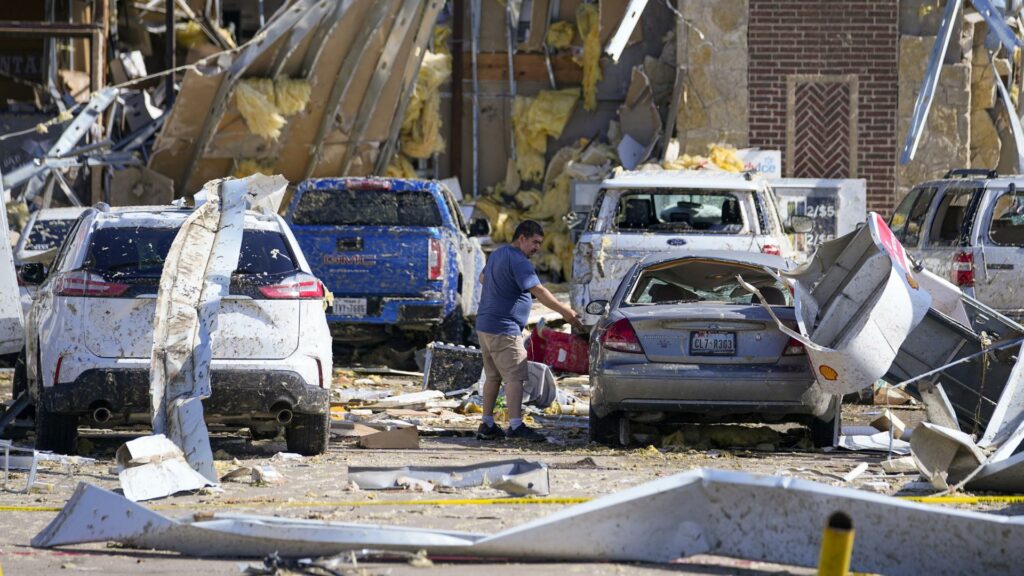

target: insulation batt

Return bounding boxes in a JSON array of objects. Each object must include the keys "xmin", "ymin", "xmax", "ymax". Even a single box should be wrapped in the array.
[
  {"xmin": 575, "ymin": 4, "xmax": 602, "ymax": 111},
  {"xmin": 234, "ymin": 82, "xmax": 286, "ymax": 140},
  {"xmin": 400, "ymin": 51, "xmax": 452, "ymax": 159},
  {"xmin": 546, "ymin": 21, "xmax": 576, "ymax": 50},
  {"xmin": 513, "ymin": 88, "xmax": 581, "ymax": 181}
]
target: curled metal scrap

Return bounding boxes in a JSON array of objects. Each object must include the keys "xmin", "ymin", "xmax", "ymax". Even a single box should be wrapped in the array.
[{"xmin": 32, "ymin": 468, "xmax": 1024, "ymax": 575}]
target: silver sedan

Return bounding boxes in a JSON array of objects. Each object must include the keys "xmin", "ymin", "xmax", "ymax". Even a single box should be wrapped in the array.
[{"xmin": 587, "ymin": 251, "xmax": 838, "ymax": 447}]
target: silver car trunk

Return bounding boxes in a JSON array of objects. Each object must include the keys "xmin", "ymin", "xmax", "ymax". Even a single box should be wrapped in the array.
[{"xmin": 623, "ymin": 305, "xmax": 798, "ymax": 365}]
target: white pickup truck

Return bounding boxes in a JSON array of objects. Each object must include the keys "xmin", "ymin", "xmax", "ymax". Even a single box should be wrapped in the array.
[{"xmin": 571, "ymin": 170, "xmax": 810, "ymax": 326}]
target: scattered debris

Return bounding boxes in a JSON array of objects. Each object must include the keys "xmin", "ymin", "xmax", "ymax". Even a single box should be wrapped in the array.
[
  {"xmin": 422, "ymin": 343, "xmax": 484, "ymax": 394},
  {"xmin": 1, "ymin": 439, "xmax": 37, "ymax": 493},
  {"xmin": 358, "ymin": 426, "xmax": 420, "ymax": 450},
  {"xmin": 871, "ymin": 409, "xmax": 907, "ymax": 440},
  {"xmin": 33, "ymin": 469, "xmax": 1024, "ymax": 574},
  {"xmin": 348, "ymin": 460, "xmax": 550, "ymax": 496}
]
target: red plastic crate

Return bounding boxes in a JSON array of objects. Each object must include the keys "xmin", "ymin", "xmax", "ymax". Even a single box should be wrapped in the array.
[{"xmin": 526, "ymin": 323, "xmax": 589, "ymax": 375}]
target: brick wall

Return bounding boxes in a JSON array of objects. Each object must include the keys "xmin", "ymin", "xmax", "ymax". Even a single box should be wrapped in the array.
[{"xmin": 748, "ymin": 1, "xmax": 899, "ymax": 214}]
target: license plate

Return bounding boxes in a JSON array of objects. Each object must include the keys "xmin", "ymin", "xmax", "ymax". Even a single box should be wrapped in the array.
[
  {"xmin": 690, "ymin": 331, "xmax": 736, "ymax": 356},
  {"xmin": 333, "ymin": 298, "xmax": 367, "ymax": 317}
]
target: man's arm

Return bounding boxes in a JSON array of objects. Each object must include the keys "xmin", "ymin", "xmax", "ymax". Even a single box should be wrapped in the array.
[{"xmin": 529, "ymin": 284, "xmax": 583, "ymax": 329}]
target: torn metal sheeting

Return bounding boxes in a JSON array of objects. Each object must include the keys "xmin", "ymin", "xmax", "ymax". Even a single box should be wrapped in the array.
[
  {"xmin": 604, "ymin": 0, "xmax": 649, "ymax": 62},
  {"xmin": 837, "ymin": 431, "xmax": 911, "ymax": 455},
  {"xmin": 745, "ymin": 213, "xmax": 931, "ymax": 396},
  {"xmin": 910, "ymin": 422, "xmax": 986, "ymax": 489},
  {"xmin": 115, "ymin": 435, "xmax": 214, "ymax": 502},
  {"xmin": 348, "ymin": 459, "xmax": 550, "ymax": 496},
  {"xmin": 149, "ymin": 174, "xmax": 285, "ymax": 482},
  {"xmin": 1, "ymin": 440, "xmax": 37, "ymax": 493},
  {"xmin": 900, "ymin": 0, "xmax": 962, "ymax": 164},
  {"xmin": 966, "ymin": 449, "xmax": 1024, "ymax": 492},
  {"xmin": 33, "ymin": 469, "xmax": 1024, "ymax": 575},
  {"xmin": 617, "ymin": 67, "xmax": 662, "ymax": 169}
]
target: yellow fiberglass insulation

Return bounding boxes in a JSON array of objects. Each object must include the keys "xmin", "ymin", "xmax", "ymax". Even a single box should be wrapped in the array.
[
  {"xmin": 433, "ymin": 25, "xmax": 451, "ymax": 56},
  {"xmin": 546, "ymin": 21, "xmax": 575, "ymax": 50},
  {"xmin": 234, "ymin": 82, "xmax": 286, "ymax": 140},
  {"xmin": 476, "ymin": 196, "xmax": 521, "ymax": 244},
  {"xmin": 175, "ymin": 21, "xmax": 206, "ymax": 50},
  {"xmin": 575, "ymin": 4, "xmax": 602, "ymax": 111},
  {"xmin": 400, "ymin": 51, "xmax": 452, "ymax": 159},
  {"xmin": 513, "ymin": 89, "xmax": 580, "ymax": 181},
  {"xmin": 274, "ymin": 78, "xmax": 312, "ymax": 116},
  {"xmin": 385, "ymin": 154, "xmax": 418, "ymax": 178},
  {"xmin": 708, "ymin": 144, "xmax": 745, "ymax": 172}
]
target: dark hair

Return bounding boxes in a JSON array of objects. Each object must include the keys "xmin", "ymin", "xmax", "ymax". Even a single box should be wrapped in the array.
[{"xmin": 513, "ymin": 220, "xmax": 544, "ymax": 240}]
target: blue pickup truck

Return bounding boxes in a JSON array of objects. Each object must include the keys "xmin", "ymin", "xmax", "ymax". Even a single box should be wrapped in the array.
[{"xmin": 284, "ymin": 177, "xmax": 485, "ymax": 344}]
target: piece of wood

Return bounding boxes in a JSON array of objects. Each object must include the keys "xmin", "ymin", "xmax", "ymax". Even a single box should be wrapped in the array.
[
  {"xmin": 358, "ymin": 426, "xmax": 420, "ymax": 449},
  {"xmin": 463, "ymin": 52, "xmax": 582, "ymax": 83}
]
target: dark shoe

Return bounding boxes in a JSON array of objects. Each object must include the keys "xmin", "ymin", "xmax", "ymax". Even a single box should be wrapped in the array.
[
  {"xmin": 476, "ymin": 422, "xmax": 505, "ymax": 440},
  {"xmin": 506, "ymin": 423, "xmax": 546, "ymax": 443}
]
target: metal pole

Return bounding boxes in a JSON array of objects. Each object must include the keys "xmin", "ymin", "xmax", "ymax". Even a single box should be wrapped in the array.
[
  {"xmin": 165, "ymin": 0, "xmax": 176, "ymax": 110},
  {"xmin": 451, "ymin": 0, "xmax": 464, "ymax": 180},
  {"xmin": 471, "ymin": 0, "xmax": 480, "ymax": 197}
]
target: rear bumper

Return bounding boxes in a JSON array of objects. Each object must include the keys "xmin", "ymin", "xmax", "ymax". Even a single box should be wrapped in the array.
[
  {"xmin": 40, "ymin": 369, "xmax": 329, "ymax": 421},
  {"xmin": 327, "ymin": 295, "xmax": 447, "ymax": 326},
  {"xmin": 590, "ymin": 360, "xmax": 830, "ymax": 419}
]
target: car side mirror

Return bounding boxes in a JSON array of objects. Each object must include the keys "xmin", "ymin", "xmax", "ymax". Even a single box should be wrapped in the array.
[
  {"xmin": 18, "ymin": 263, "xmax": 46, "ymax": 285},
  {"xmin": 585, "ymin": 300, "xmax": 609, "ymax": 315},
  {"xmin": 787, "ymin": 215, "xmax": 813, "ymax": 234},
  {"xmin": 469, "ymin": 217, "xmax": 491, "ymax": 237}
]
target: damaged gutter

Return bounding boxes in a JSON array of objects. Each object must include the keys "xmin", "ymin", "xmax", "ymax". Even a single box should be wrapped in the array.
[
  {"xmin": 149, "ymin": 174, "xmax": 285, "ymax": 482},
  {"xmin": 33, "ymin": 468, "xmax": 1024, "ymax": 575}
]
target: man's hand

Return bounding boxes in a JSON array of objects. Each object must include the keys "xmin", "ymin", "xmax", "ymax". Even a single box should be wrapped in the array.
[{"xmin": 562, "ymin": 309, "xmax": 585, "ymax": 331}]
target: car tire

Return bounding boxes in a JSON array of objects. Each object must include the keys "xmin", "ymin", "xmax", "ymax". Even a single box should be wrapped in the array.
[
  {"xmin": 35, "ymin": 404, "xmax": 78, "ymax": 454},
  {"xmin": 589, "ymin": 404, "xmax": 622, "ymax": 447},
  {"xmin": 286, "ymin": 412, "xmax": 330, "ymax": 456},
  {"xmin": 438, "ymin": 303, "xmax": 466, "ymax": 344}
]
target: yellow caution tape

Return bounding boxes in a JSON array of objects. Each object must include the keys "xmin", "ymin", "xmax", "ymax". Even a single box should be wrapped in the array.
[
  {"xmin": 899, "ymin": 495, "xmax": 1024, "ymax": 504},
  {"xmin": 0, "ymin": 496, "xmax": 591, "ymax": 514}
]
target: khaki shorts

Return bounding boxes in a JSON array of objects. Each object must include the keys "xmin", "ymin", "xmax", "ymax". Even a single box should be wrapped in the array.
[{"xmin": 478, "ymin": 331, "xmax": 528, "ymax": 387}]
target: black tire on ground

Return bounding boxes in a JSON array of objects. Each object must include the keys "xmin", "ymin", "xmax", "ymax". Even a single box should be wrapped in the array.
[
  {"xmin": 285, "ymin": 412, "xmax": 330, "ymax": 455},
  {"xmin": 589, "ymin": 403, "xmax": 622, "ymax": 447},
  {"xmin": 34, "ymin": 404, "xmax": 78, "ymax": 454},
  {"xmin": 438, "ymin": 303, "xmax": 466, "ymax": 344}
]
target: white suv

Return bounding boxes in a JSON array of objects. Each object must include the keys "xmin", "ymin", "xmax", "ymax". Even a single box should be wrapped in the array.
[
  {"xmin": 571, "ymin": 170, "xmax": 809, "ymax": 326},
  {"xmin": 16, "ymin": 205, "xmax": 333, "ymax": 455}
]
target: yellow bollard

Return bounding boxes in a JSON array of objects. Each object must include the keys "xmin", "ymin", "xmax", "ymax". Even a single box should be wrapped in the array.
[{"xmin": 817, "ymin": 511, "xmax": 855, "ymax": 576}]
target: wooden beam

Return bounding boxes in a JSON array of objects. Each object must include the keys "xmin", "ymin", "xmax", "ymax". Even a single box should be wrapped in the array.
[{"xmin": 464, "ymin": 52, "xmax": 582, "ymax": 84}]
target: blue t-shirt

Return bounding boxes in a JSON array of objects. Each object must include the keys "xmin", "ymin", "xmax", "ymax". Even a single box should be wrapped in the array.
[{"xmin": 475, "ymin": 244, "xmax": 541, "ymax": 335}]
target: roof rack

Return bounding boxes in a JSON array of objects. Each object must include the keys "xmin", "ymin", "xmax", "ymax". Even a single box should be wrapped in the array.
[{"xmin": 943, "ymin": 168, "xmax": 998, "ymax": 179}]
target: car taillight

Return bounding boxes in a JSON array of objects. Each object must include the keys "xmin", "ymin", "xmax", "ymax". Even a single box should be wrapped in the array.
[
  {"xmin": 783, "ymin": 337, "xmax": 806, "ymax": 356},
  {"xmin": 258, "ymin": 273, "xmax": 325, "ymax": 299},
  {"xmin": 761, "ymin": 244, "xmax": 782, "ymax": 256},
  {"xmin": 55, "ymin": 271, "xmax": 129, "ymax": 297},
  {"xmin": 953, "ymin": 250, "xmax": 975, "ymax": 287},
  {"xmin": 600, "ymin": 318, "xmax": 644, "ymax": 354},
  {"xmin": 53, "ymin": 354, "xmax": 64, "ymax": 387},
  {"xmin": 428, "ymin": 238, "xmax": 444, "ymax": 280}
]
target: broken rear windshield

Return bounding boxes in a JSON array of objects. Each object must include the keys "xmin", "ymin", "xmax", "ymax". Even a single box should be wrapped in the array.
[
  {"xmin": 26, "ymin": 219, "xmax": 75, "ymax": 251},
  {"xmin": 85, "ymin": 227, "xmax": 297, "ymax": 278},
  {"xmin": 613, "ymin": 190, "xmax": 749, "ymax": 233},
  {"xmin": 292, "ymin": 189, "xmax": 443, "ymax": 227},
  {"xmin": 627, "ymin": 260, "xmax": 791, "ymax": 306}
]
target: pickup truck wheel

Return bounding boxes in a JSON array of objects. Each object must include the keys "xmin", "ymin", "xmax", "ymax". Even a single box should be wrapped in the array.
[
  {"xmin": 286, "ymin": 412, "xmax": 330, "ymax": 456},
  {"xmin": 438, "ymin": 304, "xmax": 466, "ymax": 344},
  {"xmin": 589, "ymin": 403, "xmax": 622, "ymax": 447},
  {"xmin": 35, "ymin": 404, "xmax": 78, "ymax": 454}
]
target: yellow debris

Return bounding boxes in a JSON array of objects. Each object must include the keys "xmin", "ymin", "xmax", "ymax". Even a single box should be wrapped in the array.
[
  {"xmin": 476, "ymin": 196, "xmax": 521, "ymax": 243},
  {"xmin": 400, "ymin": 51, "xmax": 452, "ymax": 159},
  {"xmin": 57, "ymin": 109, "xmax": 73, "ymax": 122},
  {"xmin": 234, "ymin": 82, "xmax": 286, "ymax": 140},
  {"xmin": 546, "ymin": 21, "xmax": 575, "ymax": 50},
  {"xmin": 575, "ymin": 4, "xmax": 602, "ymax": 111},
  {"xmin": 175, "ymin": 21, "xmax": 206, "ymax": 50},
  {"xmin": 232, "ymin": 159, "xmax": 274, "ymax": 178},
  {"xmin": 34, "ymin": 123, "xmax": 48, "ymax": 134},
  {"xmin": 512, "ymin": 88, "xmax": 580, "ymax": 181},
  {"xmin": 274, "ymin": 78, "xmax": 312, "ymax": 116},
  {"xmin": 708, "ymin": 144, "xmax": 745, "ymax": 172},
  {"xmin": 385, "ymin": 154, "xmax": 418, "ymax": 178},
  {"xmin": 433, "ymin": 25, "xmax": 452, "ymax": 56}
]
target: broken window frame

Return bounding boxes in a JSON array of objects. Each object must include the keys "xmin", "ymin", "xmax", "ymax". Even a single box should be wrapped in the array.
[
  {"xmin": 985, "ymin": 189, "xmax": 1024, "ymax": 247},
  {"xmin": 610, "ymin": 189, "xmax": 753, "ymax": 235},
  {"xmin": 926, "ymin": 187, "xmax": 979, "ymax": 248}
]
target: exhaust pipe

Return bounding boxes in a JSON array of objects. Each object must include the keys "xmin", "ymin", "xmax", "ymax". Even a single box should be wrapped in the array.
[
  {"xmin": 276, "ymin": 408, "xmax": 293, "ymax": 425},
  {"xmin": 92, "ymin": 406, "xmax": 112, "ymax": 424}
]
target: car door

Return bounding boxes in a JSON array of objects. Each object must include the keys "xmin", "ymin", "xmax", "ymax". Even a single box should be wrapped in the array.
[
  {"xmin": 440, "ymin": 186, "xmax": 481, "ymax": 316},
  {"xmin": 974, "ymin": 185, "xmax": 1024, "ymax": 316}
]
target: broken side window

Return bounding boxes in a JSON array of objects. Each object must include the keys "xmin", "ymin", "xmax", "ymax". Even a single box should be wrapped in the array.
[
  {"xmin": 612, "ymin": 190, "xmax": 750, "ymax": 234},
  {"xmin": 988, "ymin": 189, "xmax": 1024, "ymax": 246},
  {"xmin": 926, "ymin": 188, "xmax": 976, "ymax": 247},
  {"xmin": 889, "ymin": 188, "xmax": 920, "ymax": 239},
  {"xmin": 901, "ymin": 186, "xmax": 937, "ymax": 247},
  {"xmin": 292, "ymin": 189, "xmax": 443, "ymax": 227}
]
